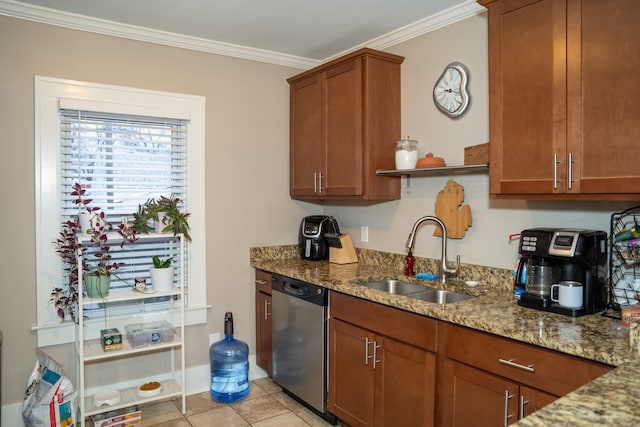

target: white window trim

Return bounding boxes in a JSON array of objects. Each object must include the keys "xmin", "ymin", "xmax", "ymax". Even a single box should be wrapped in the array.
[{"xmin": 34, "ymin": 76, "xmax": 209, "ymax": 346}]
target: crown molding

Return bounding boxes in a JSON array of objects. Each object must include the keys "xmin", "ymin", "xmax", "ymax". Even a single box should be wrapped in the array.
[
  {"xmin": 0, "ymin": 0, "xmax": 320, "ymax": 69},
  {"xmin": 0, "ymin": 0, "xmax": 484, "ymax": 69},
  {"xmin": 327, "ymin": 1, "xmax": 486, "ymax": 61}
]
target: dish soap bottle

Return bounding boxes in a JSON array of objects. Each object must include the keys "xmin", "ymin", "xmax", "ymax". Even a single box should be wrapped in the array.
[
  {"xmin": 404, "ymin": 250, "xmax": 415, "ymax": 276},
  {"xmin": 210, "ymin": 312, "xmax": 249, "ymax": 403}
]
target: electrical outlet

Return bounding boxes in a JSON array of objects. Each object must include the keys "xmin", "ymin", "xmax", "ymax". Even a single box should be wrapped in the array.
[
  {"xmin": 209, "ymin": 333, "xmax": 220, "ymax": 346},
  {"xmin": 361, "ymin": 226, "xmax": 369, "ymax": 242}
]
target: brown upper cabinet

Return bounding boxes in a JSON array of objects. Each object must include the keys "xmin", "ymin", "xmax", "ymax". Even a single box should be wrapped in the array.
[
  {"xmin": 479, "ymin": 0, "xmax": 640, "ymax": 200},
  {"xmin": 288, "ymin": 48, "xmax": 404, "ymax": 201}
]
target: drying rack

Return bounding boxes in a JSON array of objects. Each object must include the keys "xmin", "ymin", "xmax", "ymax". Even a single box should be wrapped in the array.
[{"xmin": 603, "ymin": 205, "xmax": 640, "ymax": 319}]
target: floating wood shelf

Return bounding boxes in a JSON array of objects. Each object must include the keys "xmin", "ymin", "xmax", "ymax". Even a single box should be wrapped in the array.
[
  {"xmin": 376, "ymin": 164, "xmax": 488, "ymax": 194},
  {"xmin": 376, "ymin": 163, "xmax": 488, "ymax": 177}
]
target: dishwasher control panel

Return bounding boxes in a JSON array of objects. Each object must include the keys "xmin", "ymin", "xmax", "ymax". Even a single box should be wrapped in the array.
[{"xmin": 271, "ymin": 274, "xmax": 328, "ymax": 306}]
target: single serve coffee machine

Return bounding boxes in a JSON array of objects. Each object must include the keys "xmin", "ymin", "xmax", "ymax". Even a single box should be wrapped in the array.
[{"xmin": 515, "ymin": 228, "xmax": 608, "ymax": 317}]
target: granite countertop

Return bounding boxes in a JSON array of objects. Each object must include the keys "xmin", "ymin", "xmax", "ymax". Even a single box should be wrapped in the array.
[{"xmin": 251, "ymin": 245, "xmax": 640, "ymax": 425}]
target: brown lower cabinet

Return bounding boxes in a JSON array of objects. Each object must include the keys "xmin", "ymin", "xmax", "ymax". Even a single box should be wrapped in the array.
[
  {"xmin": 437, "ymin": 323, "xmax": 612, "ymax": 426},
  {"xmin": 254, "ymin": 269, "xmax": 272, "ymax": 376},
  {"xmin": 440, "ymin": 359, "xmax": 557, "ymax": 426},
  {"xmin": 253, "ymin": 280, "xmax": 613, "ymax": 426},
  {"xmin": 329, "ymin": 292, "xmax": 437, "ymax": 427}
]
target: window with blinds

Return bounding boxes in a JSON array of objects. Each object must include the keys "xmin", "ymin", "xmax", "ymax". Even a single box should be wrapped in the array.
[
  {"xmin": 59, "ymin": 108, "xmax": 189, "ymax": 298},
  {"xmin": 35, "ymin": 76, "xmax": 206, "ymax": 345}
]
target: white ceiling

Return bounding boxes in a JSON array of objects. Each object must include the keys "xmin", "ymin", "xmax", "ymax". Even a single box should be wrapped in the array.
[{"xmin": 1, "ymin": 0, "xmax": 484, "ymax": 68}]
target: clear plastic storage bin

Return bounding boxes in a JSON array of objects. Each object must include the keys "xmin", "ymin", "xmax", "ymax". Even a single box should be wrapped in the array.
[
  {"xmin": 125, "ymin": 324, "xmax": 146, "ymax": 347},
  {"xmin": 125, "ymin": 321, "xmax": 174, "ymax": 347}
]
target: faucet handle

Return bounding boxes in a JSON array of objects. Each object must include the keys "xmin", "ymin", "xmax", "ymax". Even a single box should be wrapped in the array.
[{"xmin": 444, "ymin": 255, "xmax": 461, "ymax": 275}]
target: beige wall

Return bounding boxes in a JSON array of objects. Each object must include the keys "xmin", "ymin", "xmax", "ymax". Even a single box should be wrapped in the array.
[
  {"xmin": 0, "ymin": 16, "xmax": 320, "ymax": 407},
  {"xmin": 0, "ymin": 10, "xmax": 633, "ymax": 414}
]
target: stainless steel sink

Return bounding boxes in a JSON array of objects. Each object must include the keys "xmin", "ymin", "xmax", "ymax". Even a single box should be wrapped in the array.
[
  {"xmin": 411, "ymin": 289, "xmax": 474, "ymax": 304},
  {"xmin": 359, "ymin": 279, "xmax": 474, "ymax": 304},
  {"xmin": 359, "ymin": 279, "xmax": 428, "ymax": 295}
]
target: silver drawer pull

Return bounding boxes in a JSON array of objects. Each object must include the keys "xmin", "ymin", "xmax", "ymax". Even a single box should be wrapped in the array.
[
  {"xmin": 264, "ymin": 300, "xmax": 271, "ymax": 319},
  {"xmin": 553, "ymin": 153, "xmax": 559, "ymax": 190},
  {"xmin": 499, "ymin": 358, "xmax": 535, "ymax": 373},
  {"xmin": 504, "ymin": 390, "xmax": 514, "ymax": 427},
  {"xmin": 372, "ymin": 342, "xmax": 382, "ymax": 370},
  {"xmin": 365, "ymin": 337, "xmax": 373, "ymax": 365},
  {"xmin": 255, "ymin": 279, "xmax": 267, "ymax": 285},
  {"xmin": 519, "ymin": 395, "xmax": 529, "ymax": 419}
]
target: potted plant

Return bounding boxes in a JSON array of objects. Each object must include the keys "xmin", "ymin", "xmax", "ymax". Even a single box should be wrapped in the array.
[
  {"xmin": 74, "ymin": 183, "xmax": 105, "ymax": 234},
  {"xmin": 149, "ymin": 256, "xmax": 174, "ymax": 292},
  {"xmin": 51, "ymin": 183, "xmax": 137, "ymax": 321},
  {"xmin": 132, "ymin": 195, "xmax": 191, "ymax": 242},
  {"xmin": 83, "ymin": 212, "xmax": 122, "ymax": 299}
]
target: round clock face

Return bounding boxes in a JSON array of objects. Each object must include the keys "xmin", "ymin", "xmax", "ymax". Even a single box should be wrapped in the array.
[{"xmin": 433, "ymin": 62, "xmax": 470, "ymax": 118}]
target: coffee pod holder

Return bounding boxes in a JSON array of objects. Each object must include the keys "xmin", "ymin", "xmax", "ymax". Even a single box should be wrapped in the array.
[{"xmin": 604, "ymin": 205, "xmax": 640, "ymax": 319}]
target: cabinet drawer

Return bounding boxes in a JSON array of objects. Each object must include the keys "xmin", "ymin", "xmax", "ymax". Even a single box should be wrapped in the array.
[
  {"xmin": 255, "ymin": 269, "xmax": 272, "ymax": 294},
  {"xmin": 443, "ymin": 323, "xmax": 611, "ymax": 396},
  {"xmin": 331, "ymin": 291, "xmax": 436, "ymax": 352}
]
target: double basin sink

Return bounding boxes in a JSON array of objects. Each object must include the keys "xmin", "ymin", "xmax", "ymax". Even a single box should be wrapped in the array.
[{"xmin": 359, "ymin": 279, "xmax": 473, "ymax": 304}]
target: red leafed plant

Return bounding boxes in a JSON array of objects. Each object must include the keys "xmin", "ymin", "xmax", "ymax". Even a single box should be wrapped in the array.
[{"xmin": 50, "ymin": 182, "xmax": 138, "ymax": 322}]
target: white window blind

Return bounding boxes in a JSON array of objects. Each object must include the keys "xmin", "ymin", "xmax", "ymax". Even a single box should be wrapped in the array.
[
  {"xmin": 58, "ymin": 108, "xmax": 189, "ymax": 296},
  {"xmin": 35, "ymin": 76, "xmax": 207, "ymax": 346}
]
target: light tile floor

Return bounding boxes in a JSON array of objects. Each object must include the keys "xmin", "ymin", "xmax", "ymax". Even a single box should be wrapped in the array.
[{"xmin": 103, "ymin": 378, "xmax": 341, "ymax": 427}]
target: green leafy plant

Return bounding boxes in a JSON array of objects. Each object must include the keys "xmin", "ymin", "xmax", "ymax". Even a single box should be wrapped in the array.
[
  {"xmin": 132, "ymin": 195, "xmax": 191, "ymax": 242},
  {"xmin": 152, "ymin": 256, "xmax": 173, "ymax": 269},
  {"xmin": 51, "ymin": 182, "xmax": 138, "ymax": 322}
]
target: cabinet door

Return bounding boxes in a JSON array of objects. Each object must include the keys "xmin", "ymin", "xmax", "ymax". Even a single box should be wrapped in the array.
[
  {"xmin": 255, "ymin": 270, "xmax": 272, "ymax": 376},
  {"xmin": 324, "ymin": 57, "xmax": 363, "ymax": 196},
  {"xmin": 441, "ymin": 359, "xmax": 519, "ymax": 427},
  {"xmin": 290, "ymin": 74, "xmax": 325, "ymax": 197},
  {"xmin": 519, "ymin": 385, "xmax": 557, "ymax": 418},
  {"xmin": 567, "ymin": 0, "xmax": 640, "ymax": 195},
  {"xmin": 329, "ymin": 318, "xmax": 375, "ymax": 427},
  {"xmin": 486, "ymin": 0, "xmax": 568, "ymax": 195},
  {"xmin": 374, "ymin": 336, "xmax": 436, "ymax": 427},
  {"xmin": 255, "ymin": 291, "xmax": 272, "ymax": 376}
]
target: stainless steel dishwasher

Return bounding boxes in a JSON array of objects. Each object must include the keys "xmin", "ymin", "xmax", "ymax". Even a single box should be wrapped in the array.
[{"xmin": 271, "ymin": 274, "xmax": 338, "ymax": 425}]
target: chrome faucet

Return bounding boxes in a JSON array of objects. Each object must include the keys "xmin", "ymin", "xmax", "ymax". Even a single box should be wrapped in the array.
[{"xmin": 405, "ymin": 216, "xmax": 460, "ymax": 284}]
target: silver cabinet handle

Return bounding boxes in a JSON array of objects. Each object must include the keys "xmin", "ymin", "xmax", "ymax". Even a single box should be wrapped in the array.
[
  {"xmin": 519, "ymin": 395, "xmax": 529, "ymax": 420},
  {"xmin": 553, "ymin": 153, "xmax": 560, "ymax": 190},
  {"xmin": 504, "ymin": 390, "xmax": 514, "ymax": 427},
  {"xmin": 568, "ymin": 152, "xmax": 575, "ymax": 190},
  {"xmin": 498, "ymin": 358, "xmax": 535, "ymax": 373},
  {"xmin": 372, "ymin": 341, "xmax": 382, "ymax": 369},
  {"xmin": 318, "ymin": 173, "xmax": 324, "ymax": 193},
  {"xmin": 264, "ymin": 300, "xmax": 271, "ymax": 320},
  {"xmin": 365, "ymin": 337, "xmax": 373, "ymax": 365},
  {"xmin": 255, "ymin": 279, "xmax": 267, "ymax": 285},
  {"xmin": 313, "ymin": 172, "xmax": 318, "ymax": 193}
]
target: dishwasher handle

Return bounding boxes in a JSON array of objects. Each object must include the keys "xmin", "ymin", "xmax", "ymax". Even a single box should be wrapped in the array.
[
  {"xmin": 283, "ymin": 282, "xmax": 310, "ymax": 297},
  {"xmin": 271, "ymin": 274, "xmax": 329, "ymax": 306}
]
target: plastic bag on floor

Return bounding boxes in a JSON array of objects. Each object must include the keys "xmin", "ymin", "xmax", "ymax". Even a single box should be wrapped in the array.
[{"xmin": 23, "ymin": 348, "xmax": 78, "ymax": 427}]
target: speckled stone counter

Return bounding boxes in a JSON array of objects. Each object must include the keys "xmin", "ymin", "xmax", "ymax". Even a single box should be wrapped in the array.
[{"xmin": 251, "ymin": 245, "xmax": 640, "ymax": 425}]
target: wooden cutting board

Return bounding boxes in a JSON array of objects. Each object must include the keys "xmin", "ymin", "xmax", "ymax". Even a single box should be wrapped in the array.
[{"xmin": 433, "ymin": 179, "xmax": 472, "ymax": 239}]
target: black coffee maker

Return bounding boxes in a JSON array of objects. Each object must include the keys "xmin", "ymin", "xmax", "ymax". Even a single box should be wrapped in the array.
[{"xmin": 515, "ymin": 228, "xmax": 608, "ymax": 317}]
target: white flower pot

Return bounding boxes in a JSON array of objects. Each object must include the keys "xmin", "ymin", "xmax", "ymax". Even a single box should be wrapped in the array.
[
  {"xmin": 154, "ymin": 212, "xmax": 172, "ymax": 234},
  {"xmin": 150, "ymin": 267, "xmax": 174, "ymax": 292},
  {"xmin": 78, "ymin": 212, "xmax": 106, "ymax": 234}
]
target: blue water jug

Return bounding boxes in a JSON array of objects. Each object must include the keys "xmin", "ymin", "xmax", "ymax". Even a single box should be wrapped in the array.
[{"xmin": 210, "ymin": 312, "xmax": 249, "ymax": 403}]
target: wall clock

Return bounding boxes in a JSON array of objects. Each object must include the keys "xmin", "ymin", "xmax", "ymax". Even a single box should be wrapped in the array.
[{"xmin": 433, "ymin": 62, "xmax": 470, "ymax": 119}]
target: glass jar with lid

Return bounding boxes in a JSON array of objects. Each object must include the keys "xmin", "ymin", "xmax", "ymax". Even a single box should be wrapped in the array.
[{"xmin": 395, "ymin": 136, "xmax": 418, "ymax": 170}]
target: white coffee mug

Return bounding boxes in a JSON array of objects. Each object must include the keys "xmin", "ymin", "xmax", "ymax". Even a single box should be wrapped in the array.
[{"xmin": 551, "ymin": 281, "xmax": 583, "ymax": 308}]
